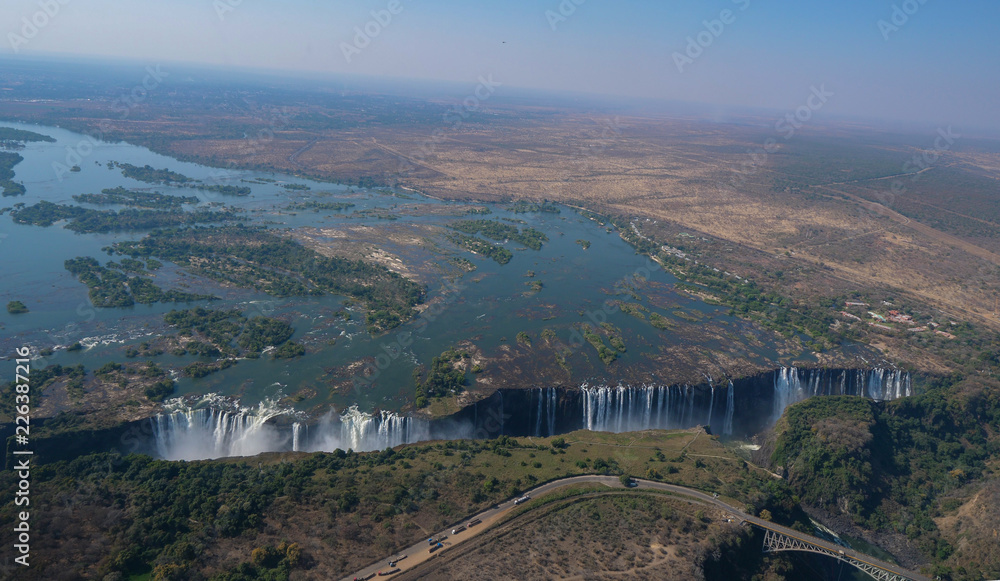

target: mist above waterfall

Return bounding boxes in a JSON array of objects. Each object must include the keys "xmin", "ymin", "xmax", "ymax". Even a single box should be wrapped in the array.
[
  {"xmin": 151, "ymin": 398, "xmax": 292, "ymax": 461},
  {"xmin": 147, "ymin": 367, "xmax": 914, "ymax": 461}
]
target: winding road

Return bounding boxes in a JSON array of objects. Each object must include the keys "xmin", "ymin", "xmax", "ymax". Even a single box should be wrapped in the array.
[{"xmin": 340, "ymin": 475, "xmax": 930, "ymax": 581}]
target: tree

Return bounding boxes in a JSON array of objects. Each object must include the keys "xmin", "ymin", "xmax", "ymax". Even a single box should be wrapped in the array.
[{"xmin": 759, "ymin": 509, "xmax": 773, "ymax": 521}]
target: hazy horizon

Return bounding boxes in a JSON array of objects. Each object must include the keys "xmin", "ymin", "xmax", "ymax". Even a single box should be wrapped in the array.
[{"xmin": 2, "ymin": 0, "xmax": 999, "ymax": 133}]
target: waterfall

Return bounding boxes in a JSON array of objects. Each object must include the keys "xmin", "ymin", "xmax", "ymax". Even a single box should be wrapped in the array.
[
  {"xmin": 706, "ymin": 384, "xmax": 715, "ymax": 427},
  {"xmin": 148, "ymin": 367, "xmax": 916, "ymax": 461},
  {"xmin": 333, "ymin": 405, "xmax": 429, "ymax": 451},
  {"xmin": 292, "ymin": 422, "xmax": 304, "ymax": 452},
  {"xmin": 151, "ymin": 398, "xmax": 290, "ymax": 461},
  {"xmin": 772, "ymin": 367, "xmax": 911, "ymax": 422},
  {"xmin": 723, "ymin": 380, "xmax": 734, "ymax": 436},
  {"xmin": 548, "ymin": 387, "xmax": 557, "ymax": 436},
  {"xmin": 530, "ymin": 387, "xmax": 558, "ymax": 437},
  {"xmin": 535, "ymin": 388, "xmax": 544, "ymax": 437},
  {"xmin": 581, "ymin": 384, "xmax": 705, "ymax": 434}
]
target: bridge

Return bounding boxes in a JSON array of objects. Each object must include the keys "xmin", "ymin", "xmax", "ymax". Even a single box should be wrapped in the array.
[
  {"xmin": 341, "ymin": 475, "xmax": 932, "ymax": 581},
  {"xmin": 759, "ymin": 526, "xmax": 925, "ymax": 581}
]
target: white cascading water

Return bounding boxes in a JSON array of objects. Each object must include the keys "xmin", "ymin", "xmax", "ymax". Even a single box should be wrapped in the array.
[
  {"xmin": 773, "ymin": 367, "xmax": 912, "ymax": 421},
  {"xmin": 292, "ymin": 422, "xmax": 304, "ymax": 452},
  {"xmin": 532, "ymin": 387, "xmax": 558, "ymax": 437},
  {"xmin": 723, "ymin": 380, "xmax": 735, "ymax": 436},
  {"xmin": 151, "ymin": 397, "xmax": 432, "ymax": 460},
  {"xmin": 308, "ymin": 405, "xmax": 431, "ymax": 452},
  {"xmin": 706, "ymin": 384, "xmax": 715, "ymax": 427},
  {"xmin": 151, "ymin": 368, "xmax": 915, "ymax": 460},
  {"xmin": 151, "ymin": 396, "xmax": 291, "ymax": 461},
  {"xmin": 582, "ymin": 383, "xmax": 699, "ymax": 433},
  {"xmin": 583, "ymin": 368, "xmax": 913, "ymax": 436},
  {"xmin": 772, "ymin": 367, "xmax": 807, "ymax": 423}
]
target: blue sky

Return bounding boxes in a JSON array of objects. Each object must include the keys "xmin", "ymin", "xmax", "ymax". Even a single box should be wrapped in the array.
[{"xmin": 1, "ymin": 0, "xmax": 997, "ymax": 131}]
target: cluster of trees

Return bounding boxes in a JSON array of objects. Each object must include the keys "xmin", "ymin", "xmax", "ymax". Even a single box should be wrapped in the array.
[
  {"xmin": 112, "ymin": 161, "xmax": 193, "ymax": 184},
  {"xmin": 0, "ymin": 151, "xmax": 26, "ymax": 196},
  {"xmin": 506, "ymin": 200, "xmax": 561, "ymax": 214},
  {"xmin": 73, "ymin": 187, "xmax": 200, "ymax": 209},
  {"xmin": 272, "ymin": 341, "xmax": 305, "ymax": 359},
  {"xmin": 95, "ymin": 360, "xmax": 175, "ymax": 401},
  {"xmin": 446, "ymin": 232, "xmax": 513, "ymax": 265},
  {"xmin": 186, "ymin": 183, "xmax": 251, "ymax": 196},
  {"xmin": 773, "ymin": 376, "xmax": 1000, "ymax": 576},
  {"xmin": 581, "ymin": 325, "xmax": 618, "ymax": 365},
  {"xmin": 413, "ymin": 348, "xmax": 470, "ymax": 407},
  {"xmin": 285, "ymin": 201, "xmax": 355, "ymax": 212},
  {"xmin": 113, "ymin": 226, "xmax": 424, "ymax": 333},
  {"xmin": 15, "ymin": 437, "xmax": 540, "ymax": 578},
  {"xmin": 0, "ymin": 127, "xmax": 55, "ymax": 143},
  {"xmin": 598, "ymin": 208, "xmax": 840, "ymax": 349},
  {"xmin": 12, "ymin": 200, "xmax": 238, "ymax": 233},
  {"xmin": 64, "ymin": 256, "xmax": 216, "ymax": 308},
  {"xmin": 0, "ymin": 364, "xmax": 86, "ymax": 417},
  {"xmin": 237, "ymin": 317, "xmax": 295, "ymax": 353},
  {"xmin": 669, "ymin": 258, "xmax": 839, "ymax": 348},
  {"xmin": 449, "ymin": 219, "xmax": 548, "ymax": 251},
  {"xmin": 351, "ymin": 208, "xmax": 398, "ymax": 221},
  {"xmin": 6, "ymin": 300, "xmax": 28, "ymax": 314},
  {"xmin": 164, "ymin": 307, "xmax": 295, "ymax": 361}
]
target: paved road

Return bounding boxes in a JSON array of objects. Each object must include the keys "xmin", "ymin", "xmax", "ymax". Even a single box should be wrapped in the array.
[
  {"xmin": 341, "ymin": 476, "xmax": 929, "ymax": 581},
  {"xmin": 630, "ymin": 479, "xmax": 931, "ymax": 581}
]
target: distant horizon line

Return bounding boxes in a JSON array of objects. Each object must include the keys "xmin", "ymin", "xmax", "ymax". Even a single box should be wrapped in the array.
[{"xmin": 2, "ymin": 51, "xmax": 998, "ymax": 140}]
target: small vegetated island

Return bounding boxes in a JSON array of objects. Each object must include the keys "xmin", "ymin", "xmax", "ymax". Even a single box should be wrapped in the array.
[
  {"xmin": 413, "ymin": 348, "xmax": 471, "ymax": 407},
  {"xmin": 74, "ymin": 187, "xmax": 200, "ymax": 209},
  {"xmin": 112, "ymin": 225, "xmax": 425, "ymax": 332},
  {"xmin": 111, "ymin": 162, "xmax": 251, "ymax": 195},
  {"xmin": 285, "ymin": 201, "xmax": 355, "ymax": 212},
  {"xmin": 64, "ymin": 257, "xmax": 216, "ymax": 308},
  {"xmin": 163, "ymin": 307, "xmax": 302, "ymax": 376},
  {"xmin": 11, "ymin": 200, "xmax": 238, "ymax": 233},
  {"xmin": 0, "ymin": 152, "xmax": 27, "ymax": 197},
  {"xmin": 446, "ymin": 219, "xmax": 548, "ymax": 265},
  {"xmin": 0, "ymin": 127, "xmax": 56, "ymax": 145},
  {"xmin": 449, "ymin": 219, "xmax": 549, "ymax": 250},
  {"xmin": 111, "ymin": 161, "xmax": 193, "ymax": 184},
  {"xmin": 506, "ymin": 200, "xmax": 561, "ymax": 214},
  {"xmin": 6, "ymin": 300, "xmax": 29, "ymax": 314}
]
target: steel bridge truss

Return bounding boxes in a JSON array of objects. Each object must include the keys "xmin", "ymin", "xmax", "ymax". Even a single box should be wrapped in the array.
[{"xmin": 761, "ymin": 528, "xmax": 913, "ymax": 581}]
